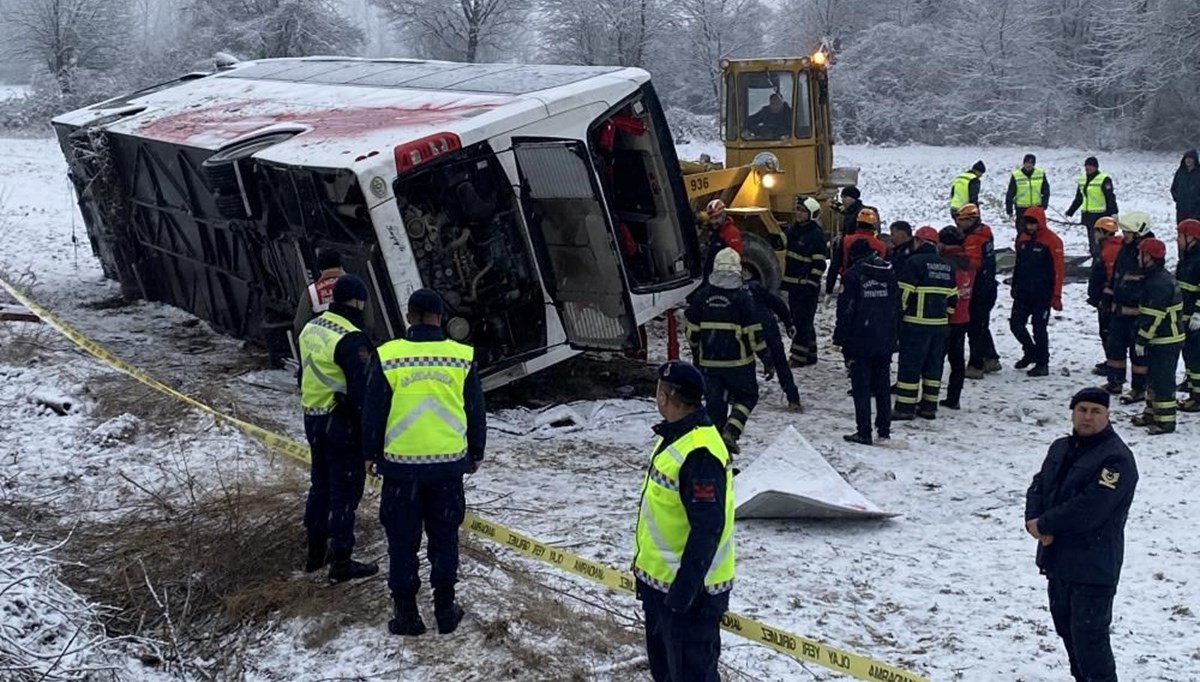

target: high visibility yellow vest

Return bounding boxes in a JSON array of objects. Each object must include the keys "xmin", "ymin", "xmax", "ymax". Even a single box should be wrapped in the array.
[
  {"xmin": 1011, "ymin": 168, "xmax": 1045, "ymax": 208},
  {"xmin": 1078, "ymin": 172, "xmax": 1110, "ymax": 213},
  {"xmin": 949, "ymin": 171, "xmax": 976, "ymax": 210},
  {"xmin": 298, "ymin": 311, "xmax": 359, "ymax": 414},
  {"xmin": 633, "ymin": 424, "xmax": 735, "ymax": 595},
  {"xmin": 378, "ymin": 338, "xmax": 473, "ymax": 464}
]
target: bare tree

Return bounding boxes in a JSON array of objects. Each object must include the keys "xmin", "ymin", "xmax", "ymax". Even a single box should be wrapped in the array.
[
  {"xmin": 540, "ymin": 0, "xmax": 668, "ymax": 68},
  {"xmin": 674, "ymin": 0, "xmax": 766, "ymax": 103},
  {"xmin": 371, "ymin": 0, "xmax": 530, "ymax": 63},
  {"xmin": 184, "ymin": 0, "xmax": 364, "ymax": 60},
  {"xmin": 0, "ymin": 0, "xmax": 133, "ymax": 93}
]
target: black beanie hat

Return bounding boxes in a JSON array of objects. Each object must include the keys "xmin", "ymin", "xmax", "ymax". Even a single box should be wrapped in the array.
[
  {"xmin": 1023, "ymin": 153, "xmax": 1036, "ymax": 164},
  {"xmin": 841, "ymin": 185, "xmax": 861, "ymax": 200},
  {"xmin": 1070, "ymin": 386, "xmax": 1111, "ymax": 410},
  {"xmin": 1085, "ymin": 156, "xmax": 1099, "ymax": 168},
  {"xmin": 971, "ymin": 160, "xmax": 986, "ymax": 174},
  {"xmin": 332, "ymin": 274, "xmax": 368, "ymax": 303}
]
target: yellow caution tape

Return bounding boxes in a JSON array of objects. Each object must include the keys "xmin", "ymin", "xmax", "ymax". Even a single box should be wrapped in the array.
[{"xmin": 0, "ymin": 277, "xmax": 929, "ymax": 682}]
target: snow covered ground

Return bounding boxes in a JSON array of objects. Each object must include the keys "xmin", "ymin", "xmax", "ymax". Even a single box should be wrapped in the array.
[{"xmin": 2, "ymin": 136, "xmax": 1198, "ymax": 681}]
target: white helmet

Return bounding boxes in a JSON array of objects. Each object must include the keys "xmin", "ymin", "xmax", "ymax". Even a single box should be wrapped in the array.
[
  {"xmin": 706, "ymin": 199, "xmax": 727, "ymax": 221},
  {"xmin": 796, "ymin": 196, "xmax": 821, "ymax": 219},
  {"xmin": 712, "ymin": 247, "xmax": 742, "ymax": 275},
  {"xmin": 1117, "ymin": 211, "xmax": 1151, "ymax": 236}
]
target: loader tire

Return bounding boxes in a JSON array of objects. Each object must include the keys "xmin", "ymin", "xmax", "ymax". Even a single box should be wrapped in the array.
[{"xmin": 741, "ymin": 232, "xmax": 781, "ymax": 293}]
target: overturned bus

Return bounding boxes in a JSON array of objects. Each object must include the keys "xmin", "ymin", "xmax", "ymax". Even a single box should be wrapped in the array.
[{"xmin": 52, "ymin": 58, "xmax": 703, "ymax": 389}]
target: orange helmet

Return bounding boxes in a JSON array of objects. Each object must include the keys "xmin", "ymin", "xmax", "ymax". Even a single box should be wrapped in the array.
[
  {"xmin": 1178, "ymin": 218, "xmax": 1200, "ymax": 238},
  {"xmin": 1094, "ymin": 216, "xmax": 1118, "ymax": 234},
  {"xmin": 856, "ymin": 207, "xmax": 879, "ymax": 227},
  {"xmin": 956, "ymin": 203, "xmax": 980, "ymax": 219}
]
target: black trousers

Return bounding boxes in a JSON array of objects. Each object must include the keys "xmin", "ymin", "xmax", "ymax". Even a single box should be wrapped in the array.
[
  {"xmin": 642, "ymin": 587, "xmax": 721, "ymax": 682},
  {"xmin": 1184, "ymin": 331, "xmax": 1200, "ymax": 393},
  {"xmin": 945, "ymin": 324, "xmax": 968, "ymax": 404},
  {"xmin": 1010, "ymin": 298, "xmax": 1050, "ymax": 365},
  {"xmin": 1047, "ymin": 578, "xmax": 1117, "ymax": 682},
  {"xmin": 380, "ymin": 475, "xmax": 466, "ymax": 597},
  {"xmin": 849, "ymin": 353, "xmax": 891, "ymax": 438},
  {"xmin": 787, "ymin": 287, "xmax": 820, "ymax": 365},
  {"xmin": 1145, "ymin": 343, "xmax": 1182, "ymax": 429},
  {"xmin": 895, "ymin": 324, "xmax": 948, "ymax": 413},
  {"xmin": 764, "ymin": 325, "xmax": 799, "ymax": 403},
  {"xmin": 703, "ymin": 367, "xmax": 758, "ymax": 441},
  {"xmin": 1106, "ymin": 313, "xmax": 1147, "ymax": 390},
  {"xmin": 1097, "ymin": 305, "xmax": 1112, "ymax": 356},
  {"xmin": 1081, "ymin": 212, "xmax": 1106, "ymax": 258},
  {"xmin": 967, "ymin": 284, "xmax": 999, "ymax": 369},
  {"xmin": 304, "ymin": 414, "xmax": 366, "ymax": 552}
]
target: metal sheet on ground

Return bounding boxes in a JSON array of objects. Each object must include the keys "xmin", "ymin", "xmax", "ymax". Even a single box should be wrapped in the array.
[{"xmin": 734, "ymin": 426, "xmax": 898, "ymax": 519}]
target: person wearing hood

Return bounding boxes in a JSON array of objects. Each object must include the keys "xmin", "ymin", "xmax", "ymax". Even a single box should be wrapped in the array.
[
  {"xmin": 1129, "ymin": 238, "xmax": 1186, "ymax": 435},
  {"xmin": 939, "ymin": 226, "xmax": 976, "ymax": 410},
  {"xmin": 684, "ymin": 248, "xmax": 766, "ymax": 454},
  {"xmin": 1171, "ymin": 150, "xmax": 1200, "ymax": 224},
  {"xmin": 297, "ymin": 274, "xmax": 379, "ymax": 583},
  {"xmin": 894, "ymin": 226, "xmax": 957, "ymax": 420},
  {"xmin": 956, "ymin": 204, "xmax": 1001, "ymax": 378},
  {"xmin": 782, "ymin": 195, "xmax": 828, "ymax": 368},
  {"xmin": 1102, "ymin": 212, "xmax": 1154, "ymax": 402},
  {"xmin": 1010, "ymin": 207, "xmax": 1065, "ymax": 377},
  {"xmin": 1025, "ymin": 387, "xmax": 1137, "ymax": 682},
  {"xmin": 1066, "ymin": 157, "xmax": 1118, "ymax": 257},
  {"xmin": 1006, "ymin": 153, "xmax": 1050, "ymax": 233},
  {"xmin": 949, "ymin": 160, "xmax": 986, "ymax": 219},
  {"xmin": 835, "ymin": 238, "xmax": 898, "ymax": 445},
  {"xmin": 1177, "ymin": 219, "xmax": 1200, "ymax": 412}
]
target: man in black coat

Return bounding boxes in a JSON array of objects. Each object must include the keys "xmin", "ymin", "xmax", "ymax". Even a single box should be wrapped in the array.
[
  {"xmin": 745, "ymin": 278, "xmax": 802, "ymax": 410},
  {"xmin": 782, "ymin": 196, "xmax": 827, "ymax": 368},
  {"xmin": 834, "ymin": 238, "xmax": 898, "ymax": 444},
  {"xmin": 1171, "ymin": 149, "xmax": 1200, "ymax": 224},
  {"xmin": 1025, "ymin": 387, "xmax": 1137, "ymax": 682}
]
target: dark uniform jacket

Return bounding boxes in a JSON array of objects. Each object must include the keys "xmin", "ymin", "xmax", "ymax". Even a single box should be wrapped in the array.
[
  {"xmin": 1087, "ymin": 235, "xmax": 1123, "ymax": 307},
  {"xmin": 1171, "ymin": 150, "xmax": 1200, "ymax": 222},
  {"xmin": 636, "ymin": 409, "xmax": 731, "ymax": 617},
  {"xmin": 898, "ymin": 243, "xmax": 958, "ymax": 325},
  {"xmin": 1025, "ymin": 424, "xmax": 1138, "ymax": 586},
  {"xmin": 833, "ymin": 254, "xmax": 898, "ymax": 357},
  {"xmin": 1011, "ymin": 209, "xmax": 1064, "ymax": 309},
  {"xmin": 684, "ymin": 284, "xmax": 765, "ymax": 371},
  {"xmin": 1178, "ymin": 244, "xmax": 1200, "ymax": 322},
  {"xmin": 840, "ymin": 198, "xmax": 864, "ymax": 237},
  {"xmin": 361, "ymin": 324, "xmax": 487, "ymax": 480},
  {"xmin": 1137, "ymin": 262, "xmax": 1185, "ymax": 345},
  {"xmin": 888, "ymin": 239, "xmax": 915, "ymax": 274},
  {"xmin": 782, "ymin": 219, "xmax": 827, "ymax": 292},
  {"xmin": 303, "ymin": 302, "xmax": 375, "ymax": 432},
  {"xmin": 1112, "ymin": 238, "xmax": 1150, "ymax": 312},
  {"xmin": 745, "ymin": 281, "xmax": 791, "ymax": 342}
]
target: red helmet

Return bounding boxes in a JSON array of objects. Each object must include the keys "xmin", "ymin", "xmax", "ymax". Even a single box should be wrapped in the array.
[
  {"xmin": 915, "ymin": 225, "xmax": 940, "ymax": 244},
  {"xmin": 1179, "ymin": 219, "xmax": 1200, "ymax": 238},
  {"xmin": 1137, "ymin": 237, "xmax": 1167, "ymax": 260}
]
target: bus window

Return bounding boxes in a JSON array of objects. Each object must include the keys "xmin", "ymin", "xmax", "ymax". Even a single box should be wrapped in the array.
[
  {"xmin": 794, "ymin": 76, "xmax": 813, "ymax": 138},
  {"xmin": 739, "ymin": 71, "xmax": 794, "ymax": 140}
]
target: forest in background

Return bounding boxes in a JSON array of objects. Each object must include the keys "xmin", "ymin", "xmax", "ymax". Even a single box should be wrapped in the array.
[{"xmin": 0, "ymin": 0, "xmax": 1196, "ymax": 149}]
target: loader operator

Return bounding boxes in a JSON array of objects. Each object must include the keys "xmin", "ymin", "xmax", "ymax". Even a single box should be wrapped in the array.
[
  {"xmin": 743, "ymin": 92, "xmax": 791, "ymax": 139},
  {"xmin": 685, "ymin": 248, "xmax": 766, "ymax": 455}
]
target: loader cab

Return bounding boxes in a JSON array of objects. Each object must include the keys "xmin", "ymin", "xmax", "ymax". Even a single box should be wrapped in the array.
[{"xmin": 721, "ymin": 53, "xmax": 853, "ymax": 234}]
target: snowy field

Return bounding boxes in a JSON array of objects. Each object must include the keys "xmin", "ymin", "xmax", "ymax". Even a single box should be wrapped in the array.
[{"xmin": 2, "ymin": 135, "xmax": 1198, "ymax": 681}]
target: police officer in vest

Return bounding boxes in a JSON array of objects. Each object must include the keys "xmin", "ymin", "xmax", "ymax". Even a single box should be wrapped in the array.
[
  {"xmin": 1066, "ymin": 156, "xmax": 1118, "ymax": 257},
  {"xmin": 635, "ymin": 361, "xmax": 734, "ymax": 682},
  {"xmin": 297, "ymin": 274, "xmax": 379, "ymax": 583},
  {"xmin": 948, "ymin": 160, "xmax": 985, "ymax": 219},
  {"xmin": 1005, "ymin": 153, "xmax": 1050, "ymax": 232},
  {"xmin": 362, "ymin": 289, "xmax": 486, "ymax": 636}
]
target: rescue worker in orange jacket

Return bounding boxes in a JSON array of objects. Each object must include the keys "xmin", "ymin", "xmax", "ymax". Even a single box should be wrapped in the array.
[
  {"xmin": 1087, "ymin": 216, "xmax": 1123, "ymax": 375},
  {"xmin": 938, "ymin": 226, "xmax": 976, "ymax": 410},
  {"xmin": 826, "ymin": 207, "xmax": 887, "ymax": 295},
  {"xmin": 957, "ymin": 205, "xmax": 1001, "ymax": 379},
  {"xmin": 701, "ymin": 199, "xmax": 744, "ymax": 280},
  {"xmin": 1010, "ymin": 207, "xmax": 1065, "ymax": 377}
]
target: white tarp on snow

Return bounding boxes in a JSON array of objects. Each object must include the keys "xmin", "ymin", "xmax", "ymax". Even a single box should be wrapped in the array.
[{"xmin": 734, "ymin": 426, "xmax": 898, "ymax": 519}]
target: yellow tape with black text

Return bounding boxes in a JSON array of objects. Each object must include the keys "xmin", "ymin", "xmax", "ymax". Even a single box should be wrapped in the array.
[{"xmin": 0, "ymin": 277, "xmax": 929, "ymax": 682}]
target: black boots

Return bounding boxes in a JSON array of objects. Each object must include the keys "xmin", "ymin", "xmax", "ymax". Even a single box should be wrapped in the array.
[
  {"xmin": 305, "ymin": 532, "xmax": 329, "ymax": 573},
  {"xmin": 1014, "ymin": 356, "xmax": 1034, "ymax": 370},
  {"xmin": 327, "ymin": 548, "xmax": 379, "ymax": 584},
  {"xmin": 1026, "ymin": 364, "xmax": 1049, "ymax": 377},
  {"xmin": 843, "ymin": 432, "xmax": 872, "ymax": 445},
  {"xmin": 388, "ymin": 594, "xmax": 427, "ymax": 636},
  {"xmin": 434, "ymin": 587, "xmax": 465, "ymax": 635}
]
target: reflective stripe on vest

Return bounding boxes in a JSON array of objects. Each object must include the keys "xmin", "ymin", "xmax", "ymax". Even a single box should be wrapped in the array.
[
  {"xmin": 1077, "ymin": 172, "xmax": 1110, "ymax": 213},
  {"xmin": 1011, "ymin": 168, "xmax": 1045, "ymax": 208},
  {"xmin": 633, "ymin": 424, "xmax": 735, "ymax": 595},
  {"xmin": 949, "ymin": 171, "xmax": 975, "ymax": 210},
  {"xmin": 378, "ymin": 339, "xmax": 474, "ymax": 464},
  {"xmin": 298, "ymin": 312, "xmax": 359, "ymax": 412},
  {"xmin": 1138, "ymin": 302, "xmax": 1187, "ymax": 345},
  {"xmin": 898, "ymin": 282, "xmax": 958, "ymax": 325}
]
